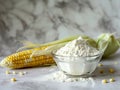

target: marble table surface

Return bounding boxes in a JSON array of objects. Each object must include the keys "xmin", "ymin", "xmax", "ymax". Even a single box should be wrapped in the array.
[{"xmin": 0, "ymin": 50, "xmax": 120, "ymax": 90}]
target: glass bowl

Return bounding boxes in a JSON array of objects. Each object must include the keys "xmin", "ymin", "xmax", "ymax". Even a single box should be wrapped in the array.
[{"xmin": 52, "ymin": 50, "xmax": 103, "ymax": 77}]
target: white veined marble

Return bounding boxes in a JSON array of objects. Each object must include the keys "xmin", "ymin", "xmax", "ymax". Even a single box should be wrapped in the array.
[{"xmin": 0, "ymin": 0, "xmax": 120, "ymax": 55}]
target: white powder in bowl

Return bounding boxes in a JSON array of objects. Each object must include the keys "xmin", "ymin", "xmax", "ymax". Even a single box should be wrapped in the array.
[
  {"xmin": 55, "ymin": 37, "xmax": 101, "ymax": 75},
  {"xmin": 56, "ymin": 37, "xmax": 99, "ymax": 57}
]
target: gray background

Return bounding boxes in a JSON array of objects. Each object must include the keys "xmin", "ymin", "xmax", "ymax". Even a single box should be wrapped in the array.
[{"xmin": 0, "ymin": 0, "xmax": 120, "ymax": 56}]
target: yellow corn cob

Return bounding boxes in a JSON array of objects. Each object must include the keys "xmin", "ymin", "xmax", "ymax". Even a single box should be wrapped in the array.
[{"xmin": 0, "ymin": 46, "xmax": 55, "ymax": 69}]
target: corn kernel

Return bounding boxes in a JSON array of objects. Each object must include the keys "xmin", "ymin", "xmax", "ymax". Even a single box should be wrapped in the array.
[
  {"xmin": 12, "ymin": 71, "xmax": 17, "ymax": 75},
  {"xmin": 5, "ymin": 70, "xmax": 10, "ymax": 74},
  {"xmin": 102, "ymin": 79, "xmax": 108, "ymax": 84},
  {"xmin": 11, "ymin": 78, "xmax": 17, "ymax": 82},
  {"xmin": 98, "ymin": 63, "xmax": 103, "ymax": 67},
  {"xmin": 109, "ymin": 69, "xmax": 115, "ymax": 73},
  {"xmin": 109, "ymin": 78, "xmax": 115, "ymax": 82},
  {"xmin": 19, "ymin": 72, "xmax": 24, "ymax": 76},
  {"xmin": 99, "ymin": 70, "xmax": 104, "ymax": 74}
]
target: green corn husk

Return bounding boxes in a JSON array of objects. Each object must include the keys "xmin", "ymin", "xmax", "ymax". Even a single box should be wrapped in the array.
[
  {"xmin": 30, "ymin": 42, "xmax": 67, "ymax": 57},
  {"xmin": 19, "ymin": 35, "xmax": 80, "ymax": 60},
  {"xmin": 97, "ymin": 33, "xmax": 120, "ymax": 58},
  {"xmin": 81, "ymin": 35, "xmax": 97, "ymax": 48},
  {"xmin": 17, "ymin": 35, "xmax": 80, "ymax": 52}
]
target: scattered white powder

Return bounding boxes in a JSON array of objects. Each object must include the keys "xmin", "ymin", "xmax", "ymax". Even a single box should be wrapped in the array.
[
  {"xmin": 55, "ymin": 37, "xmax": 101, "ymax": 75},
  {"xmin": 48, "ymin": 71, "xmax": 93, "ymax": 82},
  {"xmin": 56, "ymin": 37, "xmax": 99, "ymax": 57}
]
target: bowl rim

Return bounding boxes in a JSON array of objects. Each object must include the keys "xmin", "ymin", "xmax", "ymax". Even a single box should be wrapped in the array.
[{"xmin": 52, "ymin": 50, "xmax": 104, "ymax": 58}]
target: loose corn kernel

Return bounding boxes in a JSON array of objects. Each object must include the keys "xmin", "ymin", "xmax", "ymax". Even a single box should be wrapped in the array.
[
  {"xmin": 12, "ymin": 71, "xmax": 17, "ymax": 75},
  {"xmin": 19, "ymin": 72, "xmax": 24, "ymax": 76},
  {"xmin": 109, "ymin": 78, "xmax": 115, "ymax": 82},
  {"xmin": 11, "ymin": 78, "xmax": 17, "ymax": 82},
  {"xmin": 102, "ymin": 79, "xmax": 108, "ymax": 84},
  {"xmin": 109, "ymin": 69, "xmax": 115, "ymax": 73},
  {"xmin": 99, "ymin": 69, "xmax": 104, "ymax": 74},
  {"xmin": 98, "ymin": 63, "xmax": 103, "ymax": 67},
  {"xmin": 5, "ymin": 70, "xmax": 10, "ymax": 74}
]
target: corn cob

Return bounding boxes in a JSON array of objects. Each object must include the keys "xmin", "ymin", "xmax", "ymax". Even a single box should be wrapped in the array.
[
  {"xmin": 0, "ymin": 46, "xmax": 55, "ymax": 69},
  {"xmin": 0, "ymin": 35, "xmax": 80, "ymax": 69}
]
